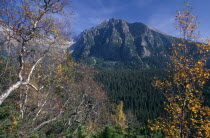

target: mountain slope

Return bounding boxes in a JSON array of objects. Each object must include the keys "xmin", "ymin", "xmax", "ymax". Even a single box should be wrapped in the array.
[{"xmin": 72, "ymin": 18, "xmax": 176, "ymax": 69}]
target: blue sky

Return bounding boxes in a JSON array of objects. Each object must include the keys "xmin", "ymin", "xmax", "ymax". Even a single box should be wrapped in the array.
[{"xmin": 70, "ymin": 0, "xmax": 210, "ymax": 38}]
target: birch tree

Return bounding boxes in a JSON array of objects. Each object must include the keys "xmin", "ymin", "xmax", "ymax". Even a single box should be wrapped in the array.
[
  {"xmin": 150, "ymin": 2, "xmax": 210, "ymax": 138},
  {"xmin": 0, "ymin": 0, "xmax": 70, "ymax": 105}
]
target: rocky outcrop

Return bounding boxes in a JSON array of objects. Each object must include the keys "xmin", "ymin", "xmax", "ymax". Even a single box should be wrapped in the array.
[{"xmin": 72, "ymin": 18, "xmax": 176, "ymax": 69}]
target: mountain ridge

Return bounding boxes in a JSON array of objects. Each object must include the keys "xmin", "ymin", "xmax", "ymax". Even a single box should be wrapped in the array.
[{"xmin": 72, "ymin": 18, "xmax": 177, "ymax": 69}]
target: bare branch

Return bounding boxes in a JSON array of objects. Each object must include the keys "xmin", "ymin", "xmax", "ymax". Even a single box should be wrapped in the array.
[
  {"xmin": 33, "ymin": 92, "xmax": 50, "ymax": 121},
  {"xmin": 34, "ymin": 97, "xmax": 70, "ymax": 130},
  {"xmin": 26, "ymin": 56, "xmax": 44, "ymax": 83}
]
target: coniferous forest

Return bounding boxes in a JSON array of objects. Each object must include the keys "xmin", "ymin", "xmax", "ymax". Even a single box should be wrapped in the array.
[{"xmin": 94, "ymin": 69, "xmax": 167, "ymax": 122}]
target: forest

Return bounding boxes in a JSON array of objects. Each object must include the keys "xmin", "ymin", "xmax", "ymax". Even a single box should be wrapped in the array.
[{"xmin": 0, "ymin": 0, "xmax": 210, "ymax": 138}]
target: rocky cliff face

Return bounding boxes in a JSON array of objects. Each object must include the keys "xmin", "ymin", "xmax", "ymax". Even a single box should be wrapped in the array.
[{"xmin": 72, "ymin": 18, "xmax": 176, "ymax": 69}]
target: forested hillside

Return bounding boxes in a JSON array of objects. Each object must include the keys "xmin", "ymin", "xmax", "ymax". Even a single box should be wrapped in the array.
[
  {"xmin": 95, "ymin": 69, "xmax": 167, "ymax": 122},
  {"xmin": 95, "ymin": 69, "xmax": 210, "ymax": 121},
  {"xmin": 1, "ymin": 0, "xmax": 210, "ymax": 137}
]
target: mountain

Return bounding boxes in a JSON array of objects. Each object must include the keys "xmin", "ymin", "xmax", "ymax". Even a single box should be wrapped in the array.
[
  {"xmin": 72, "ymin": 18, "xmax": 176, "ymax": 69},
  {"xmin": 0, "ymin": 20, "xmax": 73, "ymax": 57}
]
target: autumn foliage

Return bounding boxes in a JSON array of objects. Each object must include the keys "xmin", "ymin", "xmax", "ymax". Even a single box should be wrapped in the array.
[
  {"xmin": 150, "ymin": 3, "xmax": 210, "ymax": 138},
  {"xmin": 111, "ymin": 101, "xmax": 127, "ymax": 129}
]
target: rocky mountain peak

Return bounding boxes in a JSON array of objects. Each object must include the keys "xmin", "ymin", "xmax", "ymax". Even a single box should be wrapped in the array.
[{"xmin": 72, "ymin": 18, "xmax": 174, "ymax": 69}]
